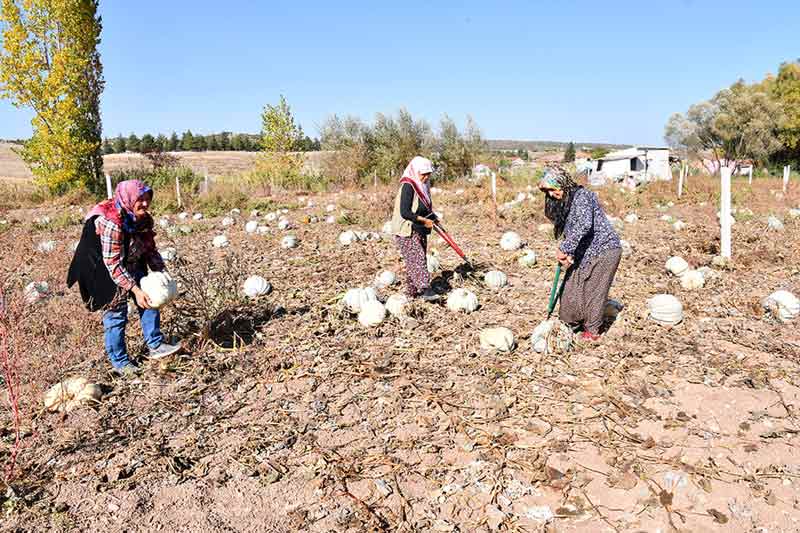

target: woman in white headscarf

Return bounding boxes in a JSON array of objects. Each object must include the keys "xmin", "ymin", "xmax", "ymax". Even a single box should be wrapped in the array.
[{"xmin": 390, "ymin": 156, "xmax": 439, "ymax": 301}]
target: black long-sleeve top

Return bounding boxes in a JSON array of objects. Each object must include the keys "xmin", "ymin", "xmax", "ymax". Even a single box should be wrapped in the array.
[{"xmin": 399, "ymin": 183, "xmax": 434, "ymax": 235}]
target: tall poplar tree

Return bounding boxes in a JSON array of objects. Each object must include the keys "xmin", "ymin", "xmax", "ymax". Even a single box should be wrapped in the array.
[{"xmin": 0, "ymin": 0, "xmax": 105, "ymax": 193}]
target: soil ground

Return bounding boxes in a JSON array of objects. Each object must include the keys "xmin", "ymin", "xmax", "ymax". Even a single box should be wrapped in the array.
[{"xmin": 1, "ymin": 176, "xmax": 800, "ymax": 532}]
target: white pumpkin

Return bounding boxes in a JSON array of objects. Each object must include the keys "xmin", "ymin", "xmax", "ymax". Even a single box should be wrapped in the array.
[
  {"xmin": 245, "ymin": 220, "xmax": 259, "ymax": 234},
  {"xmin": 36, "ymin": 240, "xmax": 56, "ymax": 253},
  {"xmin": 767, "ymin": 216, "xmax": 784, "ymax": 231},
  {"xmin": 230, "ymin": 208, "xmax": 241, "ymax": 216},
  {"xmin": 326, "ymin": 204, "xmax": 336, "ymax": 212},
  {"xmin": 159, "ymin": 218, "xmax": 171, "ymax": 228},
  {"xmin": 368, "ymin": 232, "xmax": 382, "ymax": 241},
  {"xmin": 243, "ymin": 275, "xmax": 272, "ymax": 298},
  {"xmin": 788, "ymin": 208, "xmax": 800, "ymax": 219},
  {"xmin": 382, "ymin": 221, "xmax": 393, "ymax": 234},
  {"xmin": 265, "ymin": 212, "xmax": 278, "ymax": 223},
  {"xmin": 280, "ymin": 209, "xmax": 288, "ymax": 215},
  {"xmin": 426, "ymin": 252, "xmax": 441, "ymax": 273},
  {"xmin": 342, "ymin": 287, "xmax": 378, "ymax": 313},
  {"xmin": 43, "ymin": 377, "xmax": 102, "ymax": 413},
  {"xmin": 177, "ymin": 212, "xmax": 189, "ymax": 221},
  {"xmin": 531, "ymin": 319, "xmax": 573, "ymax": 354},
  {"xmin": 672, "ymin": 220, "xmax": 687, "ymax": 231},
  {"xmin": 161, "ymin": 247, "xmax": 177, "ymax": 262},
  {"xmin": 278, "ymin": 219, "xmax": 291, "ymax": 230},
  {"xmin": 193, "ymin": 213, "xmax": 203, "ymax": 220},
  {"xmin": 518, "ymin": 250, "xmax": 537, "ymax": 267},
  {"xmin": 620, "ymin": 240, "xmax": 633, "ymax": 257},
  {"xmin": 179, "ymin": 225, "xmax": 192, "ymax": 234},
  {"xmin": 500, "ymin": 231, "xmax": 522, "ymax": 251},
  {"xmin": 355, "ymin": 230, "xmax": 369, "ymax": 241},
  {"xmin": 24, "ymin": 281, "xmax": 49, "ymax": 304},
  {"xmin": 480, "ymin": 327, "xmax": 515, "ymax": 352},
  {"xmin": 212, "ymin": 235, "xmax": 229, "ymax": 248},
  {"xmin": 358, "ymin": 300, "xmax": 386, "ymax": 327},
  {"xmin": 325, "ymin": 215, "xmax": 336, "ymax": 224},
  {"xmin": 665, "ymin": 256, "xmax": 689, "ymax": 276},
  {"xmin": 222, "ymin": 217, "xmax": 235, "ymax": 227},
  {"xmin": 762, "ymin": 290, "xmax": 800, "ymax": 322},
  {"xmin": 680, "ymin": 270, "xmax": 705, "ymax": 290},
  {"xmin": 624, "ymin": 213, "xmax": 638, "ymax": 224},
  {"xmin": 256, "ymin": 225, "xmax": 269, "ymax": 235},
  {"xmin": 647, "ymin": 294, "xmax": 683, "ymax": 326},
  {"xmin": 281, "ymin": 235, "xmax": 298, "ymax": 249},
  {"xmin": 140, "ymin": 271, "xmax": 178, "ymax": 309},
  {"xmin": 446, "ymin": 288, "xmax": 478, "ymax": 313},
  {"xmin": 660, "ymin": 214, "xmax": 674, "ymax": 223},
  {"xmin": 375, "ymin": 271, "xmax": 397, "ymax": 288},
  {"xmin": 385, "ymin": 294, "xmax": 409, "ymax": 317},
  {"xmin": 339, "ymin": 230, "xmax": 358, "ymax": 246},
  {"xmin": 484, "ymin": 270, "xmax": 508, "ymax": 289}
]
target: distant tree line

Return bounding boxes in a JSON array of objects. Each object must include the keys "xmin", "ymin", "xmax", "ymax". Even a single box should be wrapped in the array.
[
  {"xmin": 665, "ymin": 59, "xmax": 800, "ymax": 171},
  {"xmin": 102, "ymin": 130, "xmax": 321, "ymax": 155}
]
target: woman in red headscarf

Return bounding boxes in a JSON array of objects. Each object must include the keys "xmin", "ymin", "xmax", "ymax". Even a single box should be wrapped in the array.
[
  {"xmin": 390, "ymin": 156, "xmax": 440, "ymax": 301},
  {"xmin": 68, "ymin": 180, "xmax": 181, "ymax": 376}
]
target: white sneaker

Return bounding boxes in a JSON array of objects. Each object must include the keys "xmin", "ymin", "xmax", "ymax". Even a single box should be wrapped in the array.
[{"xmin": 148, "ymin": 342, "xmax": 182, "ymax": 360}]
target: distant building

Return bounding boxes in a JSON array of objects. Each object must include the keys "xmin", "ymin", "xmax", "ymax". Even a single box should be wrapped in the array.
[{"xmin": 591, "ymin": 147, "xmax": 671, "ymax": 186}]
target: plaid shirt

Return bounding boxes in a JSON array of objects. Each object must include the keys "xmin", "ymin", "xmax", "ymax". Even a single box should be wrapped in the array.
[{"xmin": 95, "ymin": 216, "xmax": 165, "ymax": 292}]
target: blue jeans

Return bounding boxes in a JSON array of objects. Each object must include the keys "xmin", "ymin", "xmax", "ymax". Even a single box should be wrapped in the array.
[{"xmin": 102, "ymin": 278, "xmax": 163, "ymax": 368}]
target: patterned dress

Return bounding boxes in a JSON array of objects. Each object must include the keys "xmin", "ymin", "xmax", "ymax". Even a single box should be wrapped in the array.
[{"xmin": 557, "ymin": 188, "xmax": 622, "ymax": 334}]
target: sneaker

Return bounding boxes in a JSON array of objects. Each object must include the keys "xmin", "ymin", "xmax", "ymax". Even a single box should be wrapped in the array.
[
  {"xmin": 579, "ymin": 331, "xmax": 601, "ymax": 342},
  {"xmin": 148, "ymin": 341, "xmax": 182, "ymax": 360},
  {"xmin": 421, "ymin": 288, "xmax": 441, "ymax": 302},
  {"xmin": 113, "ymin": 363, "xmax": 141, "ymax": 378}
]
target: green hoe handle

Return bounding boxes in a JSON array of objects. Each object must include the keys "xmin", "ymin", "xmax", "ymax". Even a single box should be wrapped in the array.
[{"xmin": 547, "ymin": 263, "xmax": 562, "ymax": 318}]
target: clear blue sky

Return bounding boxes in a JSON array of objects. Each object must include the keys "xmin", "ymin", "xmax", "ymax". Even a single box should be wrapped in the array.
[{"xmin": 1, "ymin": 0, "xmax": 798, "ymax": 145}]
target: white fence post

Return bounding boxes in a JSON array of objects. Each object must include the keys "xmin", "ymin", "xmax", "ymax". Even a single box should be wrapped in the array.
[
  {"xmin": 677, "ymin": 163, "xmax": 685, "ymax": 198},
  {"xmin": 784, "ymin": 165, "xmax": 791, "ymax": 194},
  {"xmin": 720, "ymin": 167, "xmax": 732, "ymax": 259},
  {"xmin": 105, "ymin": 173, "xmax": 113, "ymax": 199},
  {"xmin": 748, "ymin": 166, "xmax": 753, "ymax": 185}
]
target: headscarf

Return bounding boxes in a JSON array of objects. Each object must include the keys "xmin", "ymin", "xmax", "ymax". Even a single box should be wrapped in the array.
[
  {"xmin": 86, "ymin": 179, "xmax": 154, "ymax": 234},
  {"xmin": 538, "ymin": 164, "xmax": 582, "ymax": 239},
  {"xmin": 399, "ymin": 156, "xmax": 434, "ymax": 210}
]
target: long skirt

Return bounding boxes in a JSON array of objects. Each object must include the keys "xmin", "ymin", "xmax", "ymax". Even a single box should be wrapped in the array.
[
  {"xmin": 395, "ymin": 232, "xmax": 430, "ymax": 297},
  {"xmin": 559, "ymin": 248, "xmax": 622, "ymax": 334}
]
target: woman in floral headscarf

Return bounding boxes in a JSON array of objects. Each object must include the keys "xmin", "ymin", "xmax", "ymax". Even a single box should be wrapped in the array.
[
  {"xmin": 68, "ymin": 180, "xmax": 181, "ymax": 376},
  {"xmin": 390, "ymin": 156, "xmax": 439, "ymax": 301},
  {"xmin": 538, "ymin": 165, "xmax": 621, "ymax": 341}
]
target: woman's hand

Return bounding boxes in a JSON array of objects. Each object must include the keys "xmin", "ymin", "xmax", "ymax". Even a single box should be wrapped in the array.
[
  {"xmin": 418, "ymin": 217, "xmax": 434, "ymax": 229},
  {"xmin": 132, "ymin": 286, "xmax": 152, "ymax": 309},
  {"xmin": 556, "ymin": 249, "xmax": 573, "ymax": 267}
]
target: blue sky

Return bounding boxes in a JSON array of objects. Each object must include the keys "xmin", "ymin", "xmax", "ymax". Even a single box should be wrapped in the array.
[{"xmin": 1, "ymin": 0, "xmax": 798, "ymax": 145}]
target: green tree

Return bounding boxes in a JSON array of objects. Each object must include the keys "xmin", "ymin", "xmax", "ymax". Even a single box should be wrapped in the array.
[
  {"xmin": 260, "ymin": 95, "xmax": 302, "ymax": 152},
  {"xmin": 193, "ymin": 134, "xmax": 206, "ymax": 151},
  {"xmin": 155, "ymin": 133, "xmax": 167, "ymax": 151},
  {"xmin": 112, "ymin": 134, "xmax": 126, "ymax": 153},
  {"xmin": 372, "ymin": 108, "xmax": 433, "ymax": 178},
  {"xmin": 230, "ymin": 133, "xmax": 243, "ymax": 151},
  {"xmin": 769, "ymin": 61, "xmax": 800, "ymax": 163},
  {"xmin": 167, "ymin": 131, "xmax": 179, "ymax": 151},
  {"xmin": 139, "ymin": 133, "xmax": 156, "ymax": 153},
  {"xmin": 589, "ymin": 147, "xmax": 610, "ymax": 160},
  {"xmin": 181, "ymin": 130, "xmax": 194, "ymax": 151},
  {"xmin": 218, "ymin": 132, "xmax": 230, "ymax": 151},
  {"xmin": 206, "ymin": 134, "xmax": 218, "ymax": 151},
  {"xmin": 563, "ymin": 142, "xmax": 576, "ymax": 162},
  {"xmin": 0, "ymin": 0, "xmax": 105, "ymax": 193},
  {"xmin": 126, "ymin": 133, "xmax": 140, "ymax": 152},
  {"xmin": 102, "ymin": 138, "xmax": 114, "ymax": 154}
]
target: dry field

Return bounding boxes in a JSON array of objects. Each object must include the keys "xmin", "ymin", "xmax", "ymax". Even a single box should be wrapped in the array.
[
  {"xmin": 0, "ymin": 143, "xmax": 332, "ymax": 183},
  {"xmin": 1, "ymin": 176, "xmax": 800, "ymax": 532}
]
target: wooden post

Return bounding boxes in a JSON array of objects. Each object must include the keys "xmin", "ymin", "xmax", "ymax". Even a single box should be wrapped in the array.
[
  {"xmin": 720, "ymin": 167, "xmax": 732, "ymax": 259},
  {"xmin": 490, "ymin": 171, "xmax": 497, "ymax": 219},
  {"xmin": 105, "ymin": 173, "xmax": 113, "ymax": 199},
  {"xmin": 175, "ymin": 175, "xmax": 182, "ymax": 209}
]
